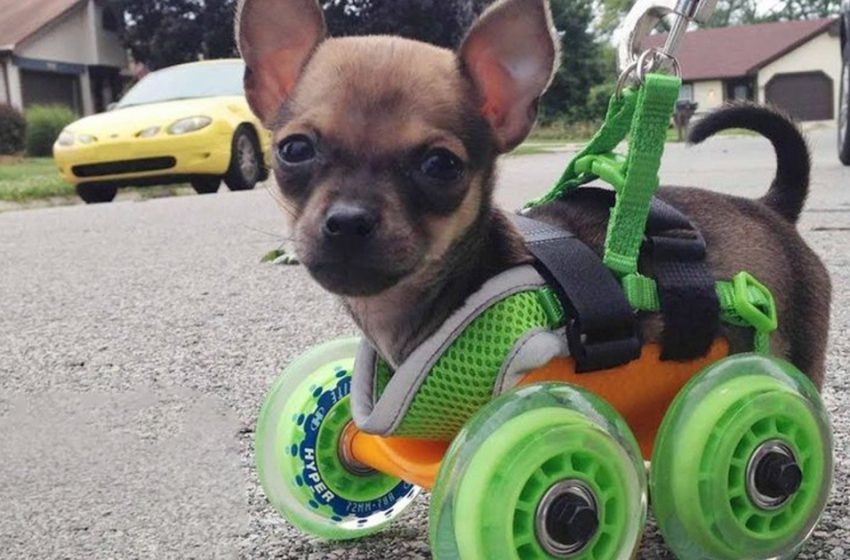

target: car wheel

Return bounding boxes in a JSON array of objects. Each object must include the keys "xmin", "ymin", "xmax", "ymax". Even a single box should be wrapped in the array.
[
  {"xmin": 191, "ymin": 177, "xmax": 221, "ymax": 195},
  {"xmin": 839, "ymin": 49, "xmax": 850, "ymax": 165},
  {"xmin": 225, "ymin": 127, "xmax": 263, "ymax": 191},
  {"xmin": 77, "ymin": 183, "xmax": 118, "ymax": 204}
]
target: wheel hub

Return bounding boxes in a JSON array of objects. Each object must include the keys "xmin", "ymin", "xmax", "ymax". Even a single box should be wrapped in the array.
[
  {"xmin": 337, "ymin": 421, "xmax": 376, "ymax": 477},
  {"xmin": 747, "ymin": 441, "xmax": 803, "ymax": 510},
  {"xmin": 238, "ymin": 136, "xmax": 259, "ymax": 179},
  {"xmin": 536, "ymin": 481, "xmax": 600, "ymax": 557}
]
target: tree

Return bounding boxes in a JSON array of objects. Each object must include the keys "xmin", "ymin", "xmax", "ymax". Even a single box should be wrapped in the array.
[
  {"xmin": 324, "ymin": 0, "xmax": 613, "ymax": 123},
  {"xmin": 202, "ymin": 0, "xmax": 240, "ymax": 59},
  {"xmin": 540, "ymin": 0, "xmax": 613, "ymax": 123},
  {"xmin": 120, "ymin": 0, "xmax": 238, "ymax": 70},
  {"xmin": 323, "ymin": 0, "xmax": 492, "ymax": 48},
  {"xmin": 598, "ymin": 0, "xmax": 635, "ymax": 38},
  {"xmin": 120, "ymin": 0, "xmax": 487, "ymax": 69},
  {"xmin": 598, "ymin": 0, "xmax": 841, "ymax": 37},
  {"xmin": 119, "ymin": 0, "xmax": 611, "ymax": 124},
  {"xmin": 705, "ymin": 0, "xmax": 758, "ymax": 27},
  {"xmin": 761, "ymin": 0, "xmax": 842, "ymax": 21}
]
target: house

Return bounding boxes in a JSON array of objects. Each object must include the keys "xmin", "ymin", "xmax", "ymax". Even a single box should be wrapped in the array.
[
  {"xmin": 646, "ymin": 18, "xmax": 842, "ymax": 123},
  {"xmin": 0, "ymin": 0, "xmax": 128, "ymax": 116}
]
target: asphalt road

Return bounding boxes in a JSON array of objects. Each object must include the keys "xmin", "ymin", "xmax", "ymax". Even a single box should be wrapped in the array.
[{"xmin": 1, "ymin": 128, "xmax": 848, "ymax": 559}]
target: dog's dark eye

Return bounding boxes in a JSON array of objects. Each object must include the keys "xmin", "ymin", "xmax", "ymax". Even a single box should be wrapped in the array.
[
  {"xmin": 278, "ymin": 135, "xmax": 316, "ymax": 165},
  {"xmin": 418, "ymin": 148, "xmax": 464, "ymax": 183}
]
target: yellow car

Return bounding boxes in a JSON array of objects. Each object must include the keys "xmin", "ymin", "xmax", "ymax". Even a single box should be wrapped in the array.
[{"xmin": 53, "ymin": 59, "xmax": 272, "ymax": 204}]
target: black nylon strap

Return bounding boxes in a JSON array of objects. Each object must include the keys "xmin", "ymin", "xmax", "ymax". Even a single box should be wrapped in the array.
[
  {"xmin": 555, "ymin": 187, "xmax": 720, "ymax": 361},
  {"xmin": 513, "ymin": 215, "xmax": 641, "ymax": 372},
  {"xmin": 644, "ymin": 197, "xmax": 720, "ymax": 361}
]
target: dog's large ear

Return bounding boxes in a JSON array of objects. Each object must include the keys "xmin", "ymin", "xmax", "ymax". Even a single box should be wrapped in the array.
[
  {"xmin": 460, "ymin": 0, "xmax": 559, "ymax": 152},
  {"xmin": 236, "ymin": 0, "xmax": 326, "ymax": 124}
]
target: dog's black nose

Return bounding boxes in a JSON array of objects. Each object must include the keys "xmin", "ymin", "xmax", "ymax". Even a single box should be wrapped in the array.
[{"xmin": 323, "ymin": 203, "xmax": 379, "ymax": 241}]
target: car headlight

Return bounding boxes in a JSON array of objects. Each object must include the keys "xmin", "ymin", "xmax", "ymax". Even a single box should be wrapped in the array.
[
  {"xmin": 78, "ymin": 134, "xmax": 97, "ymax": 144},
  {"xmin": 167, "ymin": 116, "xmax": 212, "ymax": 135},
  {"xmin": 137, "ymin": 126, "xmax": 161, "ymax": 138},
  {"xmin": 57, "ymin": 131, "xmax": 75, "ymax": 147}
]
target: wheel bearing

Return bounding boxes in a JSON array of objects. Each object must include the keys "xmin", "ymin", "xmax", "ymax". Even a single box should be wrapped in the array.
[
  {"xmin": 747, "ymin": 440, "xmax": 803, "ymax": 510},
  {"xmin": 536, "ymin": 480, "xmax": 600, "ymax": 557},
  {"xmin": 338, "ymin": 421, "xmax": 376, "ymax": 477}
]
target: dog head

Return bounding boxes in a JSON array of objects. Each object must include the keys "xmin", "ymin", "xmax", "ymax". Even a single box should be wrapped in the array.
[{"xmin": 237, "ymin": 0, "xmax": 558, "ymax": 297}]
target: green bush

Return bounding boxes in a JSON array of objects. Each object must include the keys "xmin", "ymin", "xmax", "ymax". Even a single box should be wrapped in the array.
[
  {"xmin": 0, "ymin": 104, "xmax": 27, "ymax": 155},
  {"xmin": 584, "ymin": 82, "xmax": 617, "ymax": 122},
  {"xmin": 25, "ymin": 105, "xmax": 77, "ymax": 157},
  {"xmin": 530, "ymin": 120, "xmax": 603, "ymax": 143}
]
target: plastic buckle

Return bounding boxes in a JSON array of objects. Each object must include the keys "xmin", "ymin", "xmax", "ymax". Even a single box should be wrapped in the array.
[
  {"xmin": 537, "ymin": 288, "xmax": 567, "ymax": 329},
  {"xmin": 732, "ymin": 272, "xmax": 778, "ymax": 334},
  {"xmin": 574, "ymin": 154, "xmax": 627, "ymax": 192},
  {"xmin": 566, "ymin": 318, "xmax": 642, "ymax": 373}
]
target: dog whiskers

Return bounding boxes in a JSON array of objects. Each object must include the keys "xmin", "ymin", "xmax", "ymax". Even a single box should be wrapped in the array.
[{"xmin": 264, "ymin": 183, "xmax": 298, "ymax": 219}]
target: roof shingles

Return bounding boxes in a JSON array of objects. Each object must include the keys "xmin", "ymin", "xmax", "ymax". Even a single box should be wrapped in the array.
[
  {"xmin": 0, "ymin": 0, "xmax": 84, "ymax": 50},
  {"xmin": 644, "ymin": 18, "xmax": 838, "ymax": 81}
]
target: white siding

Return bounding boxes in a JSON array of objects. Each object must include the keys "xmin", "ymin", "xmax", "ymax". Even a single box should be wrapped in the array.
[
  {"xmin": 19, "ymin": 2, "xmax": 94, "ymax": 115},
  {"xmin": 6, "ymin": 63, "xmax": 22, "ymax": 110},
  {"xmin": 18, "ymin": 4, "xmax": 92, "ymax": 65},
  {"xmin": 692, "ymin": 79, "xmax": 725, "ymax": 114},
  {"xmin": 0, "ymin": 61, "xmax": 8, "ymax": 105},
  {"xmin": 16, "ymin": 1, "xmax": 126, "ymax": 69},
  {"xmin": 757, "ymin": 31, "xmax": 842, "ymax": 124},
  {"xmin": 10, "ymin": 1, "xmax": 128, "ymax": 116},
  {"xmin": 91, "ymin": 4, "xmax": 127, "ymax": 68}
]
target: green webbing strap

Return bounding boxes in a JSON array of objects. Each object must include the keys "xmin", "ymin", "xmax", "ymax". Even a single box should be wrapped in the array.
[
  {"xmin": 622, "ymin": 274, "xmax": 660, "ymax": 311},
  {"xmin": 524, "ymin": 89, "xmax": 638, "ymax": 208},
  {"xmin": 523, "ymin": 73, "xmax": 777, "ymax": 354},
  {"xmin": 603, "ymin": 74, "xmax": 682, "ymax": 276},
  {"xmin": 525, "ymin": 74, "xmax": 682, "ymax": 278}
]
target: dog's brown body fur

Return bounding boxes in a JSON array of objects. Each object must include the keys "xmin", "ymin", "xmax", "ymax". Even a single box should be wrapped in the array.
[
  {"xmin": 237, "ymin": 0, "xmax": 831, "ymax": 384},
  {"xmin": 529, "ymin": 186, "xmax": 831, "ymax": 387}
]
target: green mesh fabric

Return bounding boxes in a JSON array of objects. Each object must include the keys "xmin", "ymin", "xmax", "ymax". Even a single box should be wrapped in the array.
[
  {"xmin": 374, "ymin": 359, "xmax": 393, "ymax": 400},
  {"xmin": 382, "ymin": 289, "xmax": 561, "ymax": 441}
]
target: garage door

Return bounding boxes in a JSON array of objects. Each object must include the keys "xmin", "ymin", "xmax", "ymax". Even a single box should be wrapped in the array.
[
  {"xmin": 765, "ymin": 72, "xmax": 833, "ymax": 121},
  {"xmin": 20, "ymin": 69, "xmax": 82, "ymax": 114}
]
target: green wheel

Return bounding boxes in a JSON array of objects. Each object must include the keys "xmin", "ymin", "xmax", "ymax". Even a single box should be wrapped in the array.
[
  {"xmin": 651, "ymin": 354, "xmax": 833, "ymax": 559},
  {"xmin": 430, "ymin": 383, "xmax": 647, "ymax": 560},
  {"xmin": 255, "ymin": 338, "xmax": 420, "ymax": 540}
]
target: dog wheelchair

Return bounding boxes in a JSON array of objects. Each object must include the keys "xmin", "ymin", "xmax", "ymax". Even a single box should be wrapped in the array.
[{"xmin": 254, "ymin": 1, "xmax": 834, "ymax": 558}]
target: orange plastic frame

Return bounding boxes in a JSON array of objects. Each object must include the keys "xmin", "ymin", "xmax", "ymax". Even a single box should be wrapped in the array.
[{"xmin": 349, "ymin": 341, "xmax": 729, "ymax": 490}]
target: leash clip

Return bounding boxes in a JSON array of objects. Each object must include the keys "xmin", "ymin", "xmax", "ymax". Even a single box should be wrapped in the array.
[{"xmin": 616, "ymin": 0, "xmax": 718, "ymax": 92}]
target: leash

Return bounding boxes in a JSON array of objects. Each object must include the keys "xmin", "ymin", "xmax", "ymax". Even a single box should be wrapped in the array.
[{"xmin": 523, "ymin": 23, "xmax": 778, "ymax": 356}]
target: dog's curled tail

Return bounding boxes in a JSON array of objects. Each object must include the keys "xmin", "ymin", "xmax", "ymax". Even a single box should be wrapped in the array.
[{"xmin": 688, "ymin": 103, "xmax": 811, "ymax": 224}]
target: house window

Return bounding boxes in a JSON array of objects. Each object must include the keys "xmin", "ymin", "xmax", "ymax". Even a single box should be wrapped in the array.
[
  {"xmin": 732, "ymin": 84, "xmax": 749, "ymax": 101},
  {"xmin": 103, "ymin": 8, "xmax": 120, "ymax": 32},
  {"xmin": 679, "ymin": 83, "xmax": 695, "ymax": 102},
  {"xmin": 725, "ymin": 79, "xmax": 754, "ymax": 102}
]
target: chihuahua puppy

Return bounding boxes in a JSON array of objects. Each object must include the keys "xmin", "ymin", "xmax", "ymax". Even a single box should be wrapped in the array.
[{"xmin": 237, "ymin": 0, "xmax": 830, "ymax": 386}]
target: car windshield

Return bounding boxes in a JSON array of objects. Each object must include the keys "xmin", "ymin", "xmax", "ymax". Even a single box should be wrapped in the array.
[{"xmin": 116, "ymin": 61, "xmax": 245, "ymax": 108}]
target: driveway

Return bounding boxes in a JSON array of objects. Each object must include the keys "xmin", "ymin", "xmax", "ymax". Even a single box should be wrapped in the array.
[{"xmin": 1, "ymin": 128, "xmax": 848, "ymax": 559}]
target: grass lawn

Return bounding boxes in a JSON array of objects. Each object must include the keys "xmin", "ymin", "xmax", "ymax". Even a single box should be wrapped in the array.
[
  {"xmin": 0, "ymin": 157, "xmax": 193, "ymax": 205},
  {"xmin": 511, "ymin": 139, "xmax": 573, "ymax": 156},
  {"xmin": 1, "ymin": 125, "xmax": 759, "ymax": 203},
  {"xmin": 0, "ymin": 158, "xmax": 74, "ymax": 202}
]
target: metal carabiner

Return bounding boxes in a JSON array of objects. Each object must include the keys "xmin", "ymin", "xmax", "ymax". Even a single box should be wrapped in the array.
[{"xmin": 617, "ymin": 0, "xmax": 719, "ymax": 72}]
